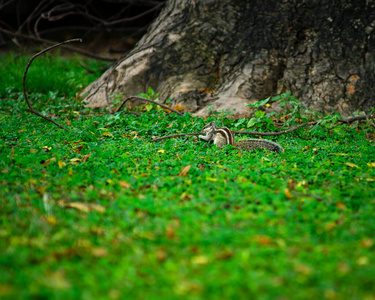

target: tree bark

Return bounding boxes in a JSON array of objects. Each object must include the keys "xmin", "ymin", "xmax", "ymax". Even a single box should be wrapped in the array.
[{"xmin": 83, "ymin": 0, "xmax": 375, "ymax": 117}]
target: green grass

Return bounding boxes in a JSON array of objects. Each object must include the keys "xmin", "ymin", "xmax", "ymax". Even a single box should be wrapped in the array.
[{"xmin": 0, "ymin": 52, "xmax": 375, "ymax": 300}]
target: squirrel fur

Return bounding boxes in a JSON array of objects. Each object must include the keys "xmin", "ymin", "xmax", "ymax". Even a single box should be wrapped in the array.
[{"xmin": 199, "ymin": 121, "xmax": 283, "ymax": 153}]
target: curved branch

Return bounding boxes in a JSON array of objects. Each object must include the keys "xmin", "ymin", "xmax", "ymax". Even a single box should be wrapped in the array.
[
  {"xmin": 116, "ymin": 96, "xmax": 184, "ymax": 116},
  {"xmin": 23, "ymin": 38, "xmax": 82, "ymax": 132},
  {"xmin": 232, "ymin": 121, "xmax": 318, "ymax": 136},
  {"xmin": 337, "ymin": 114, "xmax": 374, "ymax": 124}
]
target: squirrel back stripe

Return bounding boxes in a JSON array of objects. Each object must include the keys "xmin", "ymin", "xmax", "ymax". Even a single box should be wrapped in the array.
[{"xmin": 215, "ymin": 127, "xmax": 235, "ymax": 145}]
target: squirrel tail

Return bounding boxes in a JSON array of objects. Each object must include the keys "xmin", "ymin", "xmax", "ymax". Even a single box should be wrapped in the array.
[{"xmin": 235, "ymin": 139, "xmax": 284, "ymax": 153}]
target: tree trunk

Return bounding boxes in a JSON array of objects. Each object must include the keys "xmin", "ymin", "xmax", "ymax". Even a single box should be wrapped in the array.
[{"xmin": 83, "ymin": 0, "xmax": 375, "ymax": 117}]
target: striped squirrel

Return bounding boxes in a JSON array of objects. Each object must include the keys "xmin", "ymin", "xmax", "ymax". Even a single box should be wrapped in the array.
[{"xmin": 199, "ymin": 121, "xmax": 283, "ymax": 152}]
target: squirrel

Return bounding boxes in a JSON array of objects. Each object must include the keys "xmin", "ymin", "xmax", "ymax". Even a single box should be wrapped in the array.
[{"xmin": 199, "ymin": 121, "xmax": 283, "ymax": 152}]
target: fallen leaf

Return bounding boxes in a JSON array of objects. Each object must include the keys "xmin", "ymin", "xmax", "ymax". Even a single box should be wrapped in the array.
[
  {"xmin": 294, "ymin": 263, "xmax": 312, "ymax": 275},
  {"xmin": 30, "ymin": 149, "xmax": 37, "ymax": 153},
  {"xmin": 360, "ymin": 238, "xmax": 374, "ymax": 248},
  {"xmin": 91, "ymin": 247, "xmax": 108, "ymax": 257},
  {"xmin": 156, "ymin": 247, "xmax": 168, "ymax": 262},
  {"xmin": 367, "ymin": 162, "xmax": 375, "ymax": 168},
  {"xmin": 357, "ymin": 256, "xmax": 369, "ymax": 265},
  {"xmin": 158, "ymin": 150, "xmax": 165, "ymax": 153},
  {"xmin": 335, "ymin": 201, "xmax": 347, "ymax": 210},
  {"xmin": 58, "ymin": 159, "xmax": 65, "ymax": 168},
  {"xmin": 253, "ymin": 235, "xmax": 273, "ymax": 246},
  {"xmin": 191, "ymin": 255, "xmax": 209, "ymax": 265},
  {"xmin": 178, "ymin": 165, "xmax": 191, "ymax": 177},
  {"xmin": 119, "ymin": 180, "xmax": 130, "ymax": 188},
  {"xmin": 206, "ymin": 177, "xmax": 217, "ymax": 182},
  {"xmin": 284, "ymin": 188, "xmax": 292, "ymax": 199},
  {"xmin": 102, "ymin": 132, "xmax": 112, "ymax": 137},
  {"xmin": 45, "ymin": 216, "xmax": 57, "ymax": 225},
  {"xmin": 65, "ymin": 118, "xmax": 72, "ymax": 126},
  {"xmin": 41, "ymin": 157, "xmax": 56, "ymax": 166},
  {"xmin": 345, "ymin": 162, "xmax": 359, "ymax": 168},
  {"xmin": 165, "ymin": 224, "xmax": 175, "ymax": 240},
  {"xmin": 90, "ymin": 204, "xmax": 106, "ymax": 213},
  {"xmin": 82, "ymin": 152, "xmax": 92, "ymax": 162},
  {"xmin": 66, "ymin": 202, "xmax": 90, "ymax": 213}
]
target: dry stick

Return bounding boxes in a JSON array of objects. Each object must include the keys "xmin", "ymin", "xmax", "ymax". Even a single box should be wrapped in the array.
[
  {"xmin": 151, "ymin": 133, "xmax": 201, "ymax": 142},
  {"xmin": 116, "ymin": 96, "xmax": 184, "ymax": 116},
  {"xmin": 23, "ymin": 38, "xmax": 82, "ymax": 132},
  {"xmin": 338, "ymin": 114, "xmax": 374, "ymax": 123},
  {"xmin": 233, "ymin": 121, "xmax": 318, "ymax": 136}
]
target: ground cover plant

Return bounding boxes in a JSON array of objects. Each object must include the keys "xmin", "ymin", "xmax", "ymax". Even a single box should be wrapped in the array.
[{"xmin": 0, "ymin": 52, "xmax": 375, "ymax": 300}]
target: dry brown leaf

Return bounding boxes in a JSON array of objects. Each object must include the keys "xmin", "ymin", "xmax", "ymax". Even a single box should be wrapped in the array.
[
  {"xmin": 82, "ymin": 152, "xmax": 92, "ymax": 162},
  {"xmin": 90, "ymin": 204, "xmax": 106, "ymax": 213},
  {"xmin": 91, "ymin": 247, "xmax": 108, "ymax": 257},
  {"xmin": 178, "ymin": 165, "xmax": 191, "ymax": 177},
  {"xmin": 66, "ymin": 202, "xmax": 90, "ymax": 213},
  {"xmin": 165, "ymin": 224, "xmax": 175, "ymax": 240},
  {"xmin": 156, "ymin": 247, "xmax": 168, "ymax": 262},
  {"xmin": 335, "ymin": 201, "xmax": 347, "ymax": 210},
  {"xmin": 119, "ymin": 180, "xmax": 130, "ymax": 188},
  {"xmin": 253, "ymin": 235, "xmax": 273, "ymax": 246}
]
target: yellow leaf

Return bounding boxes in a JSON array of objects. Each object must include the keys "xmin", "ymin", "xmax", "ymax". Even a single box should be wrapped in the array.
[
  {"xmin": 65, "ymin": 118, "xmax": 72, "ymax": 126},
  {"xmin": 345, "ymin": 162, "xmax": 359, "ymax": 168},
  {"xmin": 191, "ymin": 255, "xmax": 209, "ymax": 265},
  {"xmin": 102, "ymin": 132, "xmax": 112, "ymax": 137},
  {"xmin": 90, "ymin": 204, "xmax": 106, "ymax": 213},
  {"xmin": 334, "ymin": 201, "xmax": 347, "ymax": 210},
  {"xmin": 107, "ymin": 179, "xmax": 113, "ymax": 184},
  {"xmin": 66, "ymin": 202, "xmax": 90, "ymax": 213},
  {"xmin": 294, "ymin": 263, "xmax": 312, "ymax": 275},
  {"xmin": 70, "ymin": 158, "xmax": 81, "ymax": 163},
  {"xmin": 158, "ymin": 150, "xmax": 165, "ymax": 153},
  {"xmin": 360, "ymin": 238, "xmax": 374, "ymax": 248},
  {"xmin": 58, "ymin": 159, "xmax": 64, "ymax": 168},
  {"xmin": 253, "ymin": 235, "xmax": 273, "ymax": 246},
  {"xmin": 91, "ymin": 247, "xmax": 108, "ymax": 257},
  {"xmin": 68, "ymin": 168, "xmax": 73, "ymax": 176},
  {"xmin": 357, "ymin": 256, "xmax": 369, "ymax": 265},
  {"xmin": 119, "ymin": 180, "xmax": 130, "ymax": 188},
  {"xmin": 284, "ymin": 188, "xmax": 292, "ymax": 199},
  {"xmin": 29, "ymin": 149, "xmax": 37, "ymax": 153},
  {"xmin": 325, "ymin": 221, "xmax": 336, "ymax": 231},
  {"xmin": 46, "ymin": 216, "xmax": 57, "ymax": 225},
  {"xmin": 206, "ymin": 177, "xmax": 217, "ymax": 182},
  {"xmin": 367, "ymin": 162, "xmax": 375, "ymax": 168}
]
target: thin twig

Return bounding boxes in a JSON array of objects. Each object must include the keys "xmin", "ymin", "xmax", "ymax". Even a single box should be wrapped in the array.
[
  {"xmin": 116, "ymin": 96, "xmax": 184, "ymax": 116},
  {"xmin": 338, "ymin": 114, "xmax": 373, "ymax": 124},
  {"xmin": 151, "ymin": 133, "xmax": 200, "ymax": 142},
  {"xmin": 0, "ymin": 28, "xmax": 116, "ymax": 61},
  {"xmin": 23, "ymin": 38, "xmax": 82, "ymax": 132},
  {"xmin": 293, "ymin": 192, "xmax": 325, "ymax": 202},
  {"xmin": 232, "ymin": 121, "xmax": 318, "ymax": 136}
]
